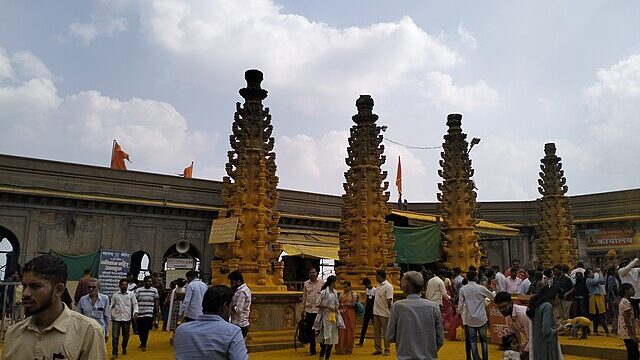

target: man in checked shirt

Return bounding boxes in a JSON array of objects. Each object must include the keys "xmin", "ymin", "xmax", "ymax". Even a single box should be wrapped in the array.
[{"xmin": 229, "ymin": 271, "xmax": 252, "ymax": 337}]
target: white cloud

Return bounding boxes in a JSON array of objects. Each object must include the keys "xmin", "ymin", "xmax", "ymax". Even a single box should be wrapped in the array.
[
  {"xmin": 0, "ymin": 48, "xmax": 14, "ymax": 81},
  {"xmin": 133, "ymin": 0, "xmax": 502, "ymax": 119},
  {"xmin": 415, "ymin": 71, "xmax": 501, "ymax": 111},
  {"xmin": 458, "ymin": 23, "xmax": 478, "ymax": 50},
  {"xmin": 585, "ymin": 55, "xmax": 640, "ymax": 102},
  {"xmin": 0, "ymin": 46, "xmax": 217, "ymax": 176},
  {"xmin": 276, "ymin": 131, "xmax": 348, "ymax": 194},
  {"xmin": 276, "ymin": 127, "xmax": 437, "ymax": 199},
  {"xmin": 582, "ymin": 54, "xmax": 640, "ymax": 189},
  {"xmin": 11, "ymin": 51, "xmax": 55, "ymax": 80},
  {"xmin": 66, "ymin": 17, "xmax": 127, "ymax": 45}
]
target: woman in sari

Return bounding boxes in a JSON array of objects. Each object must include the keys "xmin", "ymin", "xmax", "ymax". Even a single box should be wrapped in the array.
[
  {"xmin": 313, "ymin": 275, "xmax": 344, "ymax": 360},
  {"xmin": 440, "ymin": 269, "xmax": 455, "ymax": 333},
  {"xmin": 336, "ymin": 280, "xmax": 357, "ymax": 355},
  {"xmin": 527, "ymin": 285, "xmax": 564, "ymax": 360}
]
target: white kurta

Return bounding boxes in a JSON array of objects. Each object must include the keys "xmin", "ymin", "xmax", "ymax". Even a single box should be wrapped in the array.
[{"xmin": 312, "ymin": 288, "xmax": 343, "ymax": 345}]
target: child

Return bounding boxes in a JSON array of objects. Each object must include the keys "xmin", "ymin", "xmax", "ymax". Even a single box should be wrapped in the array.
[
  {"xmin": 559, "ymin": 316, "xmax": 591, "ymax": 339},
  {"xmin": 619, "ymin": 283, "xmax": 639, "ymax": 360},
  {"xmin": 502, "ymin": 333, "xmax": 521, "ymax": 360}
]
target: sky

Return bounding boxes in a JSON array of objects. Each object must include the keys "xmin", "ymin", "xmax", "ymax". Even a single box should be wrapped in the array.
[{"xmin": 0, "ymin": 1, "xmax": 638, "ymax": 202}]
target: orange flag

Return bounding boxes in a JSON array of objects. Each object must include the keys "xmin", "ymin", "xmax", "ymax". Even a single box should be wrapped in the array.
[
  {"xmin": 110, "ymin": 140, "xmax": 130, "ymax": 170},
  {"xmin": 395, "ymin": 156, "xmax": 402, "ymax": 196},
  {"xmin": 183, "ymin": 162, "xmax": 194, "ymax": 179}
]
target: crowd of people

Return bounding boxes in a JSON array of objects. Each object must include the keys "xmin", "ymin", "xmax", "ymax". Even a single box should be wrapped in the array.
[
  {"xmin": 3, "ymin": 253, "xmax": 640, "ymax": 360},
  {"xmin": 0, "ymin": 255, "xmax": 252, "ymax": 360},
  {"xmin": 297, "ymin": 258, "xmax": 640, "ymax": 360}
]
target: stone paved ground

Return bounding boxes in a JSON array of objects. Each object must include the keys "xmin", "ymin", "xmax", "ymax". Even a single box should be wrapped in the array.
[
  {"xmin": 1, "ymin": 327, "xmax": 614, "ymax": 359},
  {"xmin": 250, "ymin": 340, "xmax": 603, "ymax": 360}
]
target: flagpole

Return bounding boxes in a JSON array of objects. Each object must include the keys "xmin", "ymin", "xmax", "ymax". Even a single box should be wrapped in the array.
[{"xmin": 110, "ymin": 139, "xmax": 116, "ymax": 167}]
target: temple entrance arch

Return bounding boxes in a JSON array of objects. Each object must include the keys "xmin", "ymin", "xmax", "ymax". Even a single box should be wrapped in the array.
[
  {"xmin": 0, "ymin": 226, "xmax": 20, "ymax": 280},
  {"xmin": 163, "ymin": 243, "xmax": 201, "ymax": 272},
  {"xmin": 131, "ymin": 251, "xmax": 151, "ymax": 281},
  {"xmin": 163, "ymin": 243, "xmax": 201, "ymax": 287}
]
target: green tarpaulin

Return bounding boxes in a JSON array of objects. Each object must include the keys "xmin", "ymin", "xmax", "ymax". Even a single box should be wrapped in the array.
[
  {"xmin": 51, "ymin": 250, "xmax": 101, "ymax": 280},
  {"xmin": 394, "ymin": 225, "xmax": 442, "ymax": 264}
]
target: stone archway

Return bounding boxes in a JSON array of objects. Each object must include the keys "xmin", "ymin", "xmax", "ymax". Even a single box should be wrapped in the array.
[
  {"xmin": 0, "ymin": 226, "xmax": 20, "ymax": 280},
  {"xmin": 130, "ymin": 250, "xmax": 151, "ymax": 281},
  {"xmin": 163, "ymin": 243, "xmax": 202, "ymax": 272}
]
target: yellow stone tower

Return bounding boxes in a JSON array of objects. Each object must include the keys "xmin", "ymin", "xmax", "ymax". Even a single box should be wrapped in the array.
[
  {"xmin": 337, "ymin": 95, "xmax": 399, "ymax": 290},
  {"xmin": 437, "ymin": 114, "xmax": 482, "ymax": 271},
  {"xmin": 536, "ymin": 143, "xmax": 578, "ymax": 268},
  {"xmin": 211, "ymin": 69, "xmax": 285, "ymax": 291}
]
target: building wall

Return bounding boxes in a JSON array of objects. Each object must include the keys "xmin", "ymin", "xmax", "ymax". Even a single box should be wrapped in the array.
[
  {"xmin": 0, "ymin": 193, "xmax": 214, "ymax": 278},
  {"xmin": 1, "ymin": 154, "xmax": 638, "ymax": 275}
]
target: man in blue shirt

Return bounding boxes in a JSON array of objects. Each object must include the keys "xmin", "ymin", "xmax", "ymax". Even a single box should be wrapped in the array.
[
  {"xmin": 387, "ymin": 271, "xmax": 444, "ymax": 360},
  {"xmin": 76, "ymin": 278, "xmax": 111, "ymax": 342},
  {"xmin": 179, "ymin": 270, "xmax": 209, "ymax": 322},
  {"xmin": 174, "ymin": 285, "xmax": 248, "ymax": 360}
]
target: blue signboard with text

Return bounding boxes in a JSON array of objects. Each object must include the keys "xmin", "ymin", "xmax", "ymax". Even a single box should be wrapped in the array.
[{"xmin": 98, "ymin": 250, "xmax": 131, "ymax": 297}]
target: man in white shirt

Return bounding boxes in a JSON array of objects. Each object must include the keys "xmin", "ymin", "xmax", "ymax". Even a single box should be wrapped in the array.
[
  {"xmin": 301, "ymin": 267, "xmax": 323, "ymax": 356},
  {"xmin": 228, "ymin": 270, "xmax": 251, "ymax": 337},
  {"xmin": 425, "ymin": 269, "xmax": 451, "ymax": 307},
  {"xmin": 111, "ymin": 278, "xmax": 138, "ymax": 359},
  {"xmin": 518, "ymin": 270, "xmax": 532, "ymax": 295},
  {"xmin": 619, "ymin": 256, "xmax": 640, "ymax": 318},
  {"xmin": 180, "ymin": 270, "xmax": 209, "ymax": 322},
  {"xmin": 372, "ymin": 269, "xmax": 394, "ymax": 356},
  {"xmin": 458, "ymin": 270, "xmax": 495, "ymax": 360},
  {"xmin": 492, "ymin": 265, "xmax": 506, "ymax": 292},
  {"xmin": 504, "ymin": 267, "xmax": 523, "ymax": 294},
  {"xmin": 570, "ymin": 261, "xmax": 586, "ymax": 281}
]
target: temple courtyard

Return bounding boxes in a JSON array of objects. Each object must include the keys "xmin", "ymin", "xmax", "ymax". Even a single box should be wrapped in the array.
[{"xmin": 0, "ymin": 327, "xmax": 617, "ymax": 360}]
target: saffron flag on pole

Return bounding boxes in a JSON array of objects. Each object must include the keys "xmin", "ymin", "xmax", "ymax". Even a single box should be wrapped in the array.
[
  {"xmin": 395, "ymin": 156, "xmax": 402, "ymax": 196},
  {"xmin": 110, "ymin": 140, "xmax": 130, "ymax": 170},
  {"xmin": 182, "ymin": 162, "xmax": 194, "ymax": 179}
]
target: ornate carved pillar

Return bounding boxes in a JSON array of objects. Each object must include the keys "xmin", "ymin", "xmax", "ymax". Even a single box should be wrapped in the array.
[
  {"xmin": 337, "ymin": 95, "xmax": 399, "ymax": 289},
  {"xmin": 536, "ymin": 143, "xmax": 578, "ymax": 268},
  {"xmin": 212, "ymin": 69, "xmax": 285, "ymax": 291},
  {"xmin": 437, "ymin": 114, "xmax": 481, "ymax": 271}
]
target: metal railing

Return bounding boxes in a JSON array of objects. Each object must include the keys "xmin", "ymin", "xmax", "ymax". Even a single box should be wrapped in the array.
[{"xmin": 284, "ymin": 281, "xmax": 305, "ymax": 291}]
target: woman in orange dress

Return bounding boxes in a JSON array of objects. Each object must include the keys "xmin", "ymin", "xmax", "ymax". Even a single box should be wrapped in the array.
[{"xmin": 336, "ymin": 280, "xmax": 357, "ymax": 355}]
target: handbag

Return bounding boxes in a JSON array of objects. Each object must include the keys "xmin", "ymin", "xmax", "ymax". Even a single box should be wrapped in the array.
[
  {"xmin": 296, "ymin": 316, "xmax": 310, "ymax": 345},
  {"xmin": 327, "ymin": 311, "xmax": 337, "ymax": 324},
  {"xmin": 355, "ymin": 299, "xmax": 365, "ymax": 316}
]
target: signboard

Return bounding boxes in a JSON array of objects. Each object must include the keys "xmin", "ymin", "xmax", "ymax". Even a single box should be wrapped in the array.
[
  {"xmin": 488, "ymin": 302, "xmax": 509, "ymax": 344},
  {"xmin": 208, "ymin": 217, "xmax": 239, "ymax": 244},
  {"xmin": 166, "ymin": 258, "xmax": 194, "ymax": 269},
  {"xmin": 584, "ymin": 229, "xmax": 635, "ymax": 247},
  {"xmin": 98, "ymin": 250, "xmax": 131, "ymax": 297}
]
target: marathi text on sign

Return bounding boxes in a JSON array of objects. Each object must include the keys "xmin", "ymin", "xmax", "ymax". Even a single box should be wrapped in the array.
[
  {"xmin": 208, "ymin": 217, "xmax": 239, "ymax": 244},
  {"xmin": 98, "ymin": 250, "xmax": 130, "ymax": 297},
  {"xmin": 166, "ymin": 258, "xmax": 194, "ymax": 269},
  {"xmin": 585, "ymin": 229, "xmax": 635, "ymax": 247}
]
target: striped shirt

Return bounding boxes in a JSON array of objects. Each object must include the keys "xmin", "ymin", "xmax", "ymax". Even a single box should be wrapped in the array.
[{"xmin": 135, "ymin": 287, "xmax": 159, "ymax": 318}]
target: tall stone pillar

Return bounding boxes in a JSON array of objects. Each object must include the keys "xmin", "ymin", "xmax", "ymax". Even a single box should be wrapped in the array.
[
  {"xmin": 211, "ymin": 69, "xmax": 285, "ymax": 291},
  {"xmin": 536, "ymin": 143, "xmax": 578, "ymax": 268},
  {"xmin": 437, "ymin": 114, "xmax": 481, "ymax": 271},
  {"xmin": 337, "ymin": 95, "xmax": 399, "ymax": 290}
]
